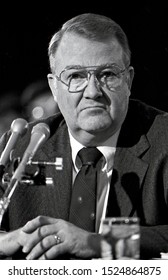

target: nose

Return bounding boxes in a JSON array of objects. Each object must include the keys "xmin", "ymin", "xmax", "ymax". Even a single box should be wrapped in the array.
[{"xmin": 83, "ymin": 73, "xmax": 103, "ymax": 99}]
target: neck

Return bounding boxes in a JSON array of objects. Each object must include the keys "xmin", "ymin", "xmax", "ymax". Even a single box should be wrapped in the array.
[{"xmin": 68, "ymin": 128, "xmax": 119, "ymax": 147}]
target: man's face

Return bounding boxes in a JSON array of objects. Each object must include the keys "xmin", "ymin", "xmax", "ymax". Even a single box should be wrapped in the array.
[{"xmin": 48, "ymin": 33, "xmax": 134, "ymax": 144}]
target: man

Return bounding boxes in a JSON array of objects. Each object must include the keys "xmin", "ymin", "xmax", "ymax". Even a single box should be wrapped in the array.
[{"xmin": 0, "ymin": 13, "xmax": 168, "ymax": 260}]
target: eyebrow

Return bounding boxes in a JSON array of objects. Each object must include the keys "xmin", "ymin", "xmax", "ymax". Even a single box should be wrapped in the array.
[
  {"xmin": 65, "ymin": 65, "xmax": 85, "ymax": 70},
  {"xmin": 64, "ymin": 63, "xmax": 121, "ymax": 70}
]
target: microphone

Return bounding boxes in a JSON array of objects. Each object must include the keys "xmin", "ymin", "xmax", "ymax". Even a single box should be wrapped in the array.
[
  {"xmin": 0, "ymin": 118, "xmax": 28, "ymax": 178},
  {"xmin": 10, "ymin": 122, "xmax": 50, "ymax": 184},
  {"xmin": 0, "ymin": 123, "xmax": 50, "ymax": 221}
]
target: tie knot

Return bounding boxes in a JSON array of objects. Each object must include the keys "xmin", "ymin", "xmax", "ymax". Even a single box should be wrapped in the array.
[{"xmin": 78, "ymin": 147, "xmax": 102, "ymax": 166}]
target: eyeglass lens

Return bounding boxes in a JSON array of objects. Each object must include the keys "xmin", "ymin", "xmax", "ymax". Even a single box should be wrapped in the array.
[{"xmin": 60, "ymin": 65, "xmax": 126, "ymax": 92}]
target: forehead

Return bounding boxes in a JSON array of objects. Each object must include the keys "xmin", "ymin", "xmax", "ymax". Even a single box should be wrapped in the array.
[{"xmin": 54, "ymin": 33, "xmax": 124, "ymax": 72}]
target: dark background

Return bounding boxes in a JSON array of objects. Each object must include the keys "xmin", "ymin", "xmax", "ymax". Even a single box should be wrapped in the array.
[{"xmin": 0, "ymin": 3, "xmax": 168, "ymax": 111}]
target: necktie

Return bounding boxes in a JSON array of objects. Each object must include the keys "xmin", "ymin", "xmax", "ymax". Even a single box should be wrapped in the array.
[{"xmin": 69, "ymin": 147, "xmax": 102, "ymax": 232}]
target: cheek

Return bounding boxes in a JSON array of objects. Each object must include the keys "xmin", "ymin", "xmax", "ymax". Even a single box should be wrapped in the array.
[
  {"xmin": 57, "ymin": 95, "xmax": 72, "ymax": 115},
  {"xmin": 56, "ymin": 85, "xmax": 69, "ymax": 108},
  {"xmin": 109, "ymin": 88, "xmax": 130, "ymax": 119},
  {"xmin": 56, "ymin": 87, "xmax": 80, "ymax": 121}
]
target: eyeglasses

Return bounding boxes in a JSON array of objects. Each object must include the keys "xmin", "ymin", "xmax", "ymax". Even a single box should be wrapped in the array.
[{"xmin": 55, "ymin": 64, "xmax": 128, "ymax": 93}]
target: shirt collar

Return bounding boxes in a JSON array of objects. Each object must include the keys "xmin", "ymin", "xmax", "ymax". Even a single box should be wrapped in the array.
[{"xmin": 68, "ymin": 129, "xmax": 120, "ymax": 173}]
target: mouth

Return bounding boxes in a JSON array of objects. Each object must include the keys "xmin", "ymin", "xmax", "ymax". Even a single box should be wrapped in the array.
[{"xmin": 81, "ymin": 105, "xmax": 106, "ymax": 112}]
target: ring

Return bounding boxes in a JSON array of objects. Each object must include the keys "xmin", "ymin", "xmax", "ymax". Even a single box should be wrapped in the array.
[{"xmin": 53, "ymin": 234, "xmax": 61, "ymax": 245}]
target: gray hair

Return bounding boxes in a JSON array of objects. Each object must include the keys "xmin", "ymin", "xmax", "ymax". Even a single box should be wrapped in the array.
[{"xmin": 48, "ymin": 13, "xmax": 131, "ymax": 72}]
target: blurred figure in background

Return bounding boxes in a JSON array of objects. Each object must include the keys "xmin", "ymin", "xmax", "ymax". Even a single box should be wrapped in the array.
[
  {"xmin": 20, "ymin": 79, "xmax": 59, "ymax": 122},
  {"xmin": 0, "ymin": 80, "xmax": 59, "ymax": 137},
  {"xmin": 0, "ymin": 90, "xmax": 21, "ymax": 137}
]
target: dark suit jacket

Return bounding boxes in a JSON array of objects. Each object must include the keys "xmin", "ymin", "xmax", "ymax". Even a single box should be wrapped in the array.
[{"xmin": 1, "ymin": 99, "xmax": 168, "ymax": 259}]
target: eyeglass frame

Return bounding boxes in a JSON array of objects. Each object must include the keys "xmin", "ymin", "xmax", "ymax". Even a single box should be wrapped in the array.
[{"xmin": 54, "ymin": 63, "xmax": 129, "ymax": 93}]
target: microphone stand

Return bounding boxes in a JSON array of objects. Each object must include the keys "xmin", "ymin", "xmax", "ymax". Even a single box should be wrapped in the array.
[
  {"xmin": 0, "ymin": 177, "xmax": 19, "ymax": 227},
  {"xmin": 0, "ymin": 197, "xmax": 11, "ymax": 227},
  {"xmin": 0, "ymin": 153, "xmax": 27, "ymax": 227},
  {"xmin": 0, "ymin": 150, "xmax": 34, "ymax": 227},
  {"xmin": 0, "ymin": 157, "xmax": 63, "ymax": 227}
]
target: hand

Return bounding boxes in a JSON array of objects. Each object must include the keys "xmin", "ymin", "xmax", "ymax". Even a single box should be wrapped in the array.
[
  {"xmin": 22, "ymin": 215, "xmax": 102, "ymax": 260},
  {"xmin": 0, "ymin": 228, "xmax": 28, "ymax": 258}
]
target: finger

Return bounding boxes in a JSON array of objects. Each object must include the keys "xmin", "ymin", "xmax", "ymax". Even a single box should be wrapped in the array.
[
  {"xmin": 22, "ymin": 216, "xmax": 57, "ymax": 233},
  {"xmin": 38, "ymin": 243, "xmax": 67, "ymax": 260},
  {"xmin": 26, "ymin": 234, "xmax": 62, "ymax": 260},
  {"xmin": 22, "ymin": 223, "xmax": 58, "ymax": 253}
]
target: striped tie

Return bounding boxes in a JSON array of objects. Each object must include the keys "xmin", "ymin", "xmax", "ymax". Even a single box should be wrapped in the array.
[{"xmin": 69, "ymin": 147, "xmax": 102, "ymax": 232}]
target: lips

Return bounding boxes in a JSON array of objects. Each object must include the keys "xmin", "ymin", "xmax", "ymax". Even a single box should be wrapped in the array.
[{"xmin": 81, "ymin": 104, "xmax": 106, "ymax": 112}]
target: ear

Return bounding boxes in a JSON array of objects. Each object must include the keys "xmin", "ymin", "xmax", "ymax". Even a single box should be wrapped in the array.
[
  {"xmin": 126, "ymin": 66, "xmax": 134, "ymax": 90},
  {"xmin": 47, "ymin": 74, "xmax": 58, "ymax": 103}
]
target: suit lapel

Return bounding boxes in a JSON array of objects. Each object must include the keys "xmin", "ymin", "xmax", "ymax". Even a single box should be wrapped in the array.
[
  {"xmin": 42, "ymin": 120, "xmax": 72, "ymax": 220},
  {"xmin": 107, "ymin": 104, "xmax": 150, "ymax": 218}
]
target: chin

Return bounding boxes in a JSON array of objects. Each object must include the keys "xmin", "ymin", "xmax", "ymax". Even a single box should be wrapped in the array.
[
  {"xmin": 81, "ymin": 120, "xmax": 112, "ymax": 134},
  {"xmin": 78, "ymin": 112, "xmax": 114, "ymax": 132}
]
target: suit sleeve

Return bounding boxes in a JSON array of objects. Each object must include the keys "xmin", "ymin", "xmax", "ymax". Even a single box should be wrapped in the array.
[{"xmin": 140, "ymin": 225, "xmax": 168, "ymax": 259}]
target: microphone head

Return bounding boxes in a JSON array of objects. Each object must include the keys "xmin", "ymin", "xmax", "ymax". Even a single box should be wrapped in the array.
[
  {"xmin": 11, "ymin": 118, "xmax": 28, "ymax": 136},
  {"xmin": 31, "ymin": 123, "xmax": 50, "ymax": 140}
]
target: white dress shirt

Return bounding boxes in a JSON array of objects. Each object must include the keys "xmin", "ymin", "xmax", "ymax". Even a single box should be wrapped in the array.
[{"xmin": 68, "ymin": 130, "xmax": 120, "ymax": 233}]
